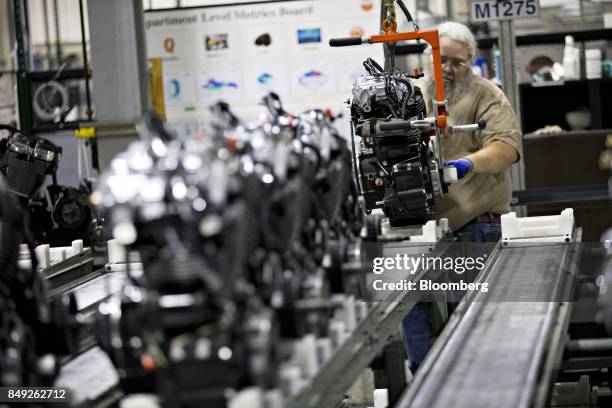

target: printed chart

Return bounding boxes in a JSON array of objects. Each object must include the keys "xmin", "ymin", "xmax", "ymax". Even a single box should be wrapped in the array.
[{"xmin": 145, "ymin": 0, "xmax": 383, "ymax": 130}]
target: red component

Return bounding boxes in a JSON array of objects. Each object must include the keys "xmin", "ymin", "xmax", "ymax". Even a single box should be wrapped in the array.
[
  {"xmin": 141, "ymin": 354, "xmax": 157, "ymax": 372},
  {"xmin": 382, "ymin": 18, "xmax": 398, "ymax": 34},
  {"xmin": 226, "ymin": 136, "xmax": 238, "ymax": 153},
  {"xmin": 370, "ymin": 29, "xmax": 446, "ymax": 122},
  {"xmin": 436, "ymin": 115, "xmax": 447, "ymax": 128}
]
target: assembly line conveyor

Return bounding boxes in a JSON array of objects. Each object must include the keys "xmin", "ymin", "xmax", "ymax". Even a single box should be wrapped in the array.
[{"xmin": 397, "ymin": 231, "xmax": 582, "ymax": 408}]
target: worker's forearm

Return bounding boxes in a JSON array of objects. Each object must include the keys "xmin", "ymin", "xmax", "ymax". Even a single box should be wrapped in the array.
[{"xmin": 465, "ymin": 141, "xmax": 518, "ymax": 174}]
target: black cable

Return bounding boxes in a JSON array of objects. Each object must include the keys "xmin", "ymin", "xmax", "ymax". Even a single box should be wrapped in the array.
[
  {"xmin": 372, "ymin": 59, "xmax": 384, "ymax": 74},
  {"xmin": 396, "ymin": 0, "xmax": 413, "ymax": 23},
  {"xmin": 384, "ymin": 74, "xmax": 406, "ymax": 118},
  {"xmin": 397, "ymin": 0, "xmax": 419, "ymax": 30},
  {"xmin": 363, "ymin": 58, "xmax": 384, "ymax": 76},
  {"xmin": 384, "ymin": 0, "xmax": 420, "ymax": 63},
  {"xmin": 349, "ymin": 123, "xmax": 362, "ymax": 197}
]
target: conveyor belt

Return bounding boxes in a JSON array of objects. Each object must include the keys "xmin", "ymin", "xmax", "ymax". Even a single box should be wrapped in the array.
[
  {"xmin": 66, "ymin": 271, "xmax": 127, "ymax": 312},
  {"xmin": 285, "ymin": 240, "xmax": 450, "ymax": 408},
  {"xmin": 399, "ymin": 239, "xmax": 580, "ymax": 408},
  {"xmin": 42, "ymin": 248, "xmax": 95, "ymax": 293}
]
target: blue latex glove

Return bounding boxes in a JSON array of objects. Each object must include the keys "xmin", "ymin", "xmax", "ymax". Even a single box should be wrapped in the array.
[{"xmin": 445, "ymin": 158, "xmax": 473, "ymax": 179}]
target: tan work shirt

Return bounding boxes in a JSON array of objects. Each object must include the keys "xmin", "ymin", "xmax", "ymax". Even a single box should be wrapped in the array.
[{"xmin": 417, "ymin": 75, "xmax": 523, "ymax": 229}]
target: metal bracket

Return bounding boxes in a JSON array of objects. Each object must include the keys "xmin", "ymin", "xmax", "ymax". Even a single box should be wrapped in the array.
[
  {"xmin": 380, "ymin": 218, "xmax": 449, "ymax": 242},
  {"xmin": 501, "ymin": 208, "xmax": 575, "ymax": 244}
]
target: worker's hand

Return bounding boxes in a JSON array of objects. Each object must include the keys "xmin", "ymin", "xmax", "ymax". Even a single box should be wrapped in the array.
[
  {"xmin": 443, "ymin": 125, "xmax": 452, "ymax": 139},
  {"xmin": 445, "ymin": 158, "xmax": 473, "ymax": 179}
]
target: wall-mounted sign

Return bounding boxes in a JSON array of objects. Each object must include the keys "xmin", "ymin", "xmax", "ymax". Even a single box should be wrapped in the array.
[
  {"xmin": 144, "ymin": 0, "xmax": 383, "ymax": 127},
  {"xmin": 471, "ymin": 0, "xmax": 540, "ymax": 22}
]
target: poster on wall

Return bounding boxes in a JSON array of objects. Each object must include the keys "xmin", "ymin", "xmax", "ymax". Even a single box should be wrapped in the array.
[
  {"xmin": 144, "ymin": 0, "xmax": 384, "ymax": 134},
  {"xmin": 0, "ymin": 73, "xmax": 16, "ymax": 139}
]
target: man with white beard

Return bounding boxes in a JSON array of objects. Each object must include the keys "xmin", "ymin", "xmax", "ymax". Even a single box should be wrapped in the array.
[{"xmin": 401, "ymin": 21, "xmax": 522, "ymax": 374}]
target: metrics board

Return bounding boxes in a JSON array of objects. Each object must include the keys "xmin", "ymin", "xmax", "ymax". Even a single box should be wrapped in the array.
[{"xmin": 144, "ymin": 0, "xmax": 383, "ymax": 132}]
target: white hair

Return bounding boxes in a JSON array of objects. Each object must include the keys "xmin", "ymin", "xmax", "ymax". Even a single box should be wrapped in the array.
[
  {"xmin": 424, "ymin": 21, "xmax": 477, "ymax": 61},
  {"xmin": 437, "ymin": 21, "xmax": 477, "ymax": 60}
]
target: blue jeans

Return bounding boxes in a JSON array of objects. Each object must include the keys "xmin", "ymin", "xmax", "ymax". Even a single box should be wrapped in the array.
[
  {"xmin": 456, "ymin": 222, "xmax": 501, "ymax": 245},
  {"xmin": 401, "ymin": 222, "xmax": 500, "ymax": 374},
  {"xmin": 403, "ymin": 306, "xmax": 433, "ymax": 374}
]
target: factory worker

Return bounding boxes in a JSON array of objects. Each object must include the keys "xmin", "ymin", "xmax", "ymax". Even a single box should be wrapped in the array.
[{"xmin": 402, "ymin": 21, "xmax": 523, "ymax": 374}]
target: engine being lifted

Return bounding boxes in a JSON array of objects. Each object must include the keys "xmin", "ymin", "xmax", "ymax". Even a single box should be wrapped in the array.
[{"xmin": 350, "ymin": 58, "xmax": 442, "ymax": 227}]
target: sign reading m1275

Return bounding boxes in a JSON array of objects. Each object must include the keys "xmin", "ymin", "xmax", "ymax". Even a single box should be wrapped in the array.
[{"xmin": 471, "ymin": 0, "xmax": 539, "ymax": 22}]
